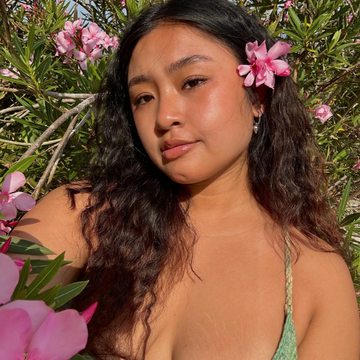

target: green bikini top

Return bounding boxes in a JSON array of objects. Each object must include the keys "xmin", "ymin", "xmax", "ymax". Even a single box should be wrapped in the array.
[{"xmin": 272, "ymin": 230, "xmax": 298, "ymax": 360}]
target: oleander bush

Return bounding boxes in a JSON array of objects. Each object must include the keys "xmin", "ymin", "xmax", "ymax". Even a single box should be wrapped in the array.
[{"xmin": 0, "ymin": 0, "xmax": 359, "ymax": 303}]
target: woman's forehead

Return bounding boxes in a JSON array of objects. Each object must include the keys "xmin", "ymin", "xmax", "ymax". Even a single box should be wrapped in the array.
[{"xmin": 128, "ymin": 24, "xmax": 237, "ymax": 79}]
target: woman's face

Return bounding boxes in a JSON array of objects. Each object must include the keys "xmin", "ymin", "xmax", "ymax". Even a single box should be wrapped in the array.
[{"xmin": 128, "ymin": 24, "xmax": 259, "ymax": 186}]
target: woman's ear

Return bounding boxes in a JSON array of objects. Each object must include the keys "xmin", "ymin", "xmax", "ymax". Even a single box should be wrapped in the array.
[{"xmin": 251, "ymin": 85, "xmax": 266, "ymax": 117}]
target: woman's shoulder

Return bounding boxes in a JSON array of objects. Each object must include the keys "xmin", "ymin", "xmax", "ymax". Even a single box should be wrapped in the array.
[
  {"xmin": 291, "ymin": 229, "xmax": 360, "ymax": 358},
  {"xmin": 10, "ymin": 184, "xmax": 91, "ymax": 285}
]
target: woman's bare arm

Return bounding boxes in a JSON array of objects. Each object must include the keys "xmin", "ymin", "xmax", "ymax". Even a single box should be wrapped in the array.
[{"xmin": 9, "ymin": 185, "xmax": 90, "ymax": 287}]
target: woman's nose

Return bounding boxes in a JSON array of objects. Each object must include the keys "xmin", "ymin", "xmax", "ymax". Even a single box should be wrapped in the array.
[{"xmin": 155, "ymin": 93, "xmax": 185, "ymax": 131}]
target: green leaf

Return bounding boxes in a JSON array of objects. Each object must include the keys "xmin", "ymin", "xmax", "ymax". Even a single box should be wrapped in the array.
[
  {"xmin": 14, "ymin": 95, "xmax": 47, "ymax": 122},
  {"xmin": 30, "ymin": 259, "xmax": 72, "ymax": 274},
  {"xmin": 53, "ymin": 281, "xmax": 89, "ymax": 309},
  {"xmin": 26, "ymin": 24, "xmax": 36, "ymax": 61},
  {"xmin": 288, "ymin": 8, "xmax": 305, "ymax": 37},
  {"xmin": 283, "ymin": 30, "xmax": 304, "ymax": 43},
  {"xmin": 339, "ymin": 213, "xmax": 360, "ymax": 227},
  {"xmin": 307, "ymin": 14, "xmax": 331, "ymax": 38},
  {"xmin": 1, "ymin": 156, "xmax": 37, "ymax": 181},
  {"xmin": 329, "ymin": 30, "xmax": 342, "ymax": 52},
  {"xmin": 12, "ymin": 258, "xmax": 31, "ymax": 300},
  {"xmin": 0, "ymin": 237, "xmax": 54, "ymax": 255},
  {"xmin": 69, "ymin": 355, "xmax": 88, "ymax": 360},
  {"xmin": 37, "ymin": 284, "xmax": 62, "ymax": 306},
  {"xmin": 333, "ymin": 149, "xmax": 349, "ymax": 162},
  {"xmin": 11, "ymin": 31, "xmax": 26, "ymax": 57},
  {"xmin": 338, "ymin": 179, "xmax": 351, "ymax": 223},
  {"xmin": 25, "ymin": 252, "xmax": 65, "ymax": 299}
]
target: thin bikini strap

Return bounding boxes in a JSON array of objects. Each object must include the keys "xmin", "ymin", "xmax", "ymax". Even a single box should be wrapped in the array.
[{"xmin": 284, "ymin": 229, "xmax": 293, "ymax": 315}]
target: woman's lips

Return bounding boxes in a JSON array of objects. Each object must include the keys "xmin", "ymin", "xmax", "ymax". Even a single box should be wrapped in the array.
[{"xmin": 161, "ymin": 141, "xmax": 198, "ymax": 161}]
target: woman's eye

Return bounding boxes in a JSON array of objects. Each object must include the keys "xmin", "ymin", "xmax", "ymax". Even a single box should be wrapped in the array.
[
  {"xmin": 182, "ymin": 77, "xmax": 206, "ymax": 90},
  {"xmin": 134, "ymin": 94, "xmax": 153, "ymax": 106}
]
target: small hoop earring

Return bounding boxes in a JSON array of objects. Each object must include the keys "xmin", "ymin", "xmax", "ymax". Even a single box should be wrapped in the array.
[{"xmin": 253, "ymin": 112, "xmax": 262, "ymax": 134}]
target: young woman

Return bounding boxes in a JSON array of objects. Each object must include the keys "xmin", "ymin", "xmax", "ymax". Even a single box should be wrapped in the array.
[{"xmin": 12, "ymin": 0, "xmax": 360, "ymax": 359}]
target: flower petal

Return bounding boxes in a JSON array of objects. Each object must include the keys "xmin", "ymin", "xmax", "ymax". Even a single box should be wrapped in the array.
[
  {"xmin": 2, "ymin": 172, "xmax": 26, "ymax": 193},
  {"xmin": 254, "ymin": 40, "xmax": 268, "ymax": 60},
  {"xmin": 89, "ymin": 22, "xmax": 99, "ymax": 35},
  {"xmin": 12, "ymin": 192, "xmax": 36, "ymax": 211},
  {"xmin": 3, "ymin": 300, "xmax": 53, "ymax": 340},
  {"xmin": 0, "ymin": 253, "xmax": 19, "ymax": 304},
  {"xmin": 271, "ymin": 59, "xmax": 290, "ymax": 76},
  {"xmin": 243, "ymin": 71, "xmax": 255, "ymax": 87},
  {"xmin": 27, "ymin": 310, "xmax": 88, "ymax": 360},
  {"xmin": 245, "ymin": 40, "xmax": 259, "ymax": 62},
  {"xmin": 267, "ymin": 41, "xmax": 291, "ymax": 59},
  {"xmin": 80, "ymin": 302, "xmax": 98, "ymax": 324},
  {"xmin": 237, "ymin": 64, "xmax": 251, "ymax": 76},
  {"xmin": 74, "ymin": 50, "xmax": 87, "ymax": 61},
  {"xmin": 1, "ymin": 203, "xmax": 18, "ymax": 220},
  {"xmin": 262, "ymin": 70, "xmax": 275, "ymax": 89},
  {"xmin": 0, "ymin": 307, "xmax": 31, "ymax": 360}
]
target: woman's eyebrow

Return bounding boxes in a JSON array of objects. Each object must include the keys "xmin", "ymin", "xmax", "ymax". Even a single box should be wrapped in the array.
[
  {"xmin": 128, "ymin": 54, "xmax": 213, "ymax": 89},
  {"xmin": 167, "ymin": 54, "xmax": 213, "ymax": 73}
]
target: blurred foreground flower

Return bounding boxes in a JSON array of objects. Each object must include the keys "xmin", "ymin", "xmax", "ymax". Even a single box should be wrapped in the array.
[
  {"xmin": 0, "ymin": 251, "xmax": 97, "ymax": 360},
  {"xmin": 315, "ymin": 105, "xmax": 333, "ymax": 123},
  {"xmin": 0, "ymin": 172, "xmax": 36, "ymax": 220}
]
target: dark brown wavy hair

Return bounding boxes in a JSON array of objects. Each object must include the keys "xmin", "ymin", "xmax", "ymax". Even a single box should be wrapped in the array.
[{"xmin": 68, "ymin": 0, "xmax": 344, "ymax": 358}]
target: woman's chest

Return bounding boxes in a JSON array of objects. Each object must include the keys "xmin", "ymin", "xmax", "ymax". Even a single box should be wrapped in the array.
[{"xmin": 141, "ymin": 240, "xmax": 294, "ymax": 360}]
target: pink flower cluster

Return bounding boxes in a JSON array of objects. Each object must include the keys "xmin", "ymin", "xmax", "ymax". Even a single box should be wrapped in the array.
[
  {"xmin": 238, "ymin": 40, "xmax": 291, "ymax": 89},
  {"xmin": 0, "ymin": 239, "xmax": 97, "ymax": 360},
  {"xmin": 314, "ymin": 105, "xmax": 333, "ymax": 123},
  {"xmin": 55, "ymin": 19, "xmax": 119, "ymax": 70}
]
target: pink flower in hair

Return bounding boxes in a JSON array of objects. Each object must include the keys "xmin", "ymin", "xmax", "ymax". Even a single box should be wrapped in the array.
[{"xmin": 237, "ymin": 40, "xmax": 291, "ymax": 89}]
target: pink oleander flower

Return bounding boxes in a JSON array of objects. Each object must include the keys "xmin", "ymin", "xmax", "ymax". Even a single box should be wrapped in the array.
[
  {"xmin": 0, "ymin": 238, "xmax": 30, "ymax": 272},
  {"xmin": 0, "ymin": 221, "xmax": 11, "ymax": 236},
  {"xmin": 0, "ymin": 252, "xmax": 97, "ymax": 360},
  {"xmin": 353, "ymin": 160, "xmax": 360, "ymax": 172},
  {"xmin": 19, "ymin": 3, "xmax": 31, "ymax": 11},
  {"xmin": 101, "ymin": 35, "xmax": 113, "ymax": 50},
  {"xmin": 314, "ymin": 105, "xmax": 333, "ymax": 123},
  {"xmin": 111, "ymin": 36, "xmax": 119, "ymax": 49},
  {"xmin": 81, "ymin": 23, "xmax": 106, "ymax": 49},
  {"xmin": 237, "ymin": 40, "xmax": 291, "ymax": 89},
  {"xmin": 285, "ymin": 0, "xmax": 293, "ymax": 9},
  {"xmin": 0, "ymin": 68, "xmax": 19, "ymax": 79},
  {"xmin": 0, "ymin": 172, "xmax": 36, "ymax": 220},
  {"xmin": 56, "ymin": 30, "xmax": 76, "ymax": 55},
  {"xmin": 0, "ymin": 300, "xmax": 90, "ymax": 360},
  {"xmin": 74, "ymin": 45, "xmax": 103, "ymax": 70},
  {"xmin": 64, "ymin": 19, "xmax": 82, "ymax": 37}
]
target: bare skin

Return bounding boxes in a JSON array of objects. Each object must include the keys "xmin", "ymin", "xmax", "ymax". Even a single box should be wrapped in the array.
[{"xmin": 11, "ymin": 24, "xmax": 360, "ymax": 359}]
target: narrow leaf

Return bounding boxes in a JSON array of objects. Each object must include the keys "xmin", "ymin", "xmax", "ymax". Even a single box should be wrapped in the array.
[
  {"xmin": 338, "ymin": 179, "xmax": 351, "ymax": 223},
  {"xmin": 25, "ymin": 252, "xmax": 65, "ymax": 299},
  {"xmin": 53, "ymin": 281, "xmax": 89, "ymax": 310},
  {"xmin": 12, "ymin": 258, "xmax": 31, "ymax": 299},
  {"xmin": 30, "ymin": 259, "xmax": 72, "ymax": 274},
  {"xmin": 0, "ymin": 237, "xmax": 54, "ymax": 255}
]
